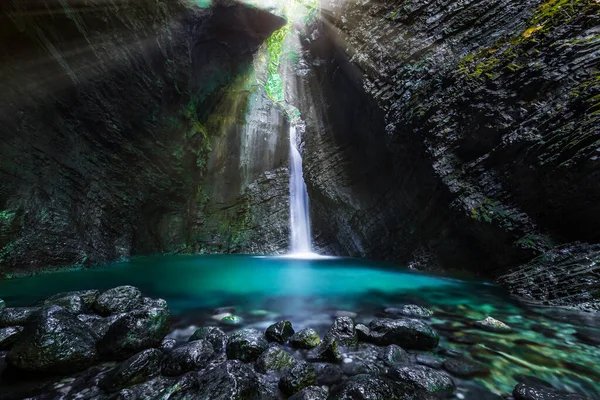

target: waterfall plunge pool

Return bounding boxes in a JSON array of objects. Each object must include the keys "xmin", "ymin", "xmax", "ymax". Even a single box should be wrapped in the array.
[{"xmin": 1, "ymin": 254, "xmax": 599, "ymax": 398}]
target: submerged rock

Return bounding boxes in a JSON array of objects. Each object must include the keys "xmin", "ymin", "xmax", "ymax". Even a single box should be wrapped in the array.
[
  {"xmin": 221, "ymin": 315, "xmax": 244, "ymax": 325},
  {"xmin": 290, "ymin": 328, "xmax": 321, "ymax": 349},
  {"xmin": 324, "ymin": 316, "xmax": 358, "ymax": 348},
  {"xmin": 385, "ymin": 305, "xmax": 433, "ymax": 319},
  {"xmin": 265, "ymin": 320, "xmax": 295, "ymax": 344},
  {"xmin": 279, "ymin": 361, "xmax": 317, "ymax": 396},
  {"xmin": 94, "ymin": 286, "xmax": 143, "ymax": 316},
  {"xmin": 197, "ymin": 360, "xmax": 260, "ymax": 399},
  {"xmin": 162, "ymin": 340, "xmax": 214, "ymax": 376},
  {"xmin": 255, "ymin": 346, "xmax": 297, "ymax": 374},
  {"xmin": 0, "ymin": 326, "xmax": 23, "ymax": 349},
  {"xmin": 7, "ymin": 305, "xmax": 97, "ymax": 373},
  {"xmin": 97, "ymin": 308, "xmax": 171, "ymax": 360},
  {"xmin": 226, "ymin": 328, "xmax": 269, "ymax": 362},
  {"xmin": 289, "ymin": 386, "xmax": 328, "ymax": 400},
  {"xmin": 443, "ymin": 357, "xmax": 490, "ymax": 378},
  {"xmin": 474, "ymin": 317, "xmax": 512, "ymax": 333},
  {"xmin": 100, "ymin": 348, "xmax": 163, "ymax": 392},
  {"xmin": 189, "ymin": 326, "xmax": 228, "ymax": 352},
  {"xmin": 366, "ymin": 318, "xmax": 439, "ymax": 349},
  {"xmin": 388, "ymin": 364, "xmax": 455, "ymax": 394},
  {"xmin": 0, "ymin": 307, "xmax": 40, "ymax": 327},
  {"xmin": 513, "ymin": 383, "xmax": 590, "ymax": 400}
]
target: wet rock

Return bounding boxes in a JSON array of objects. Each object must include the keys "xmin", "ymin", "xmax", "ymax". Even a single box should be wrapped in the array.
[
  {"xmin": 279, "ymin": 361, "xmax": 317, "ymax": 396},
  {"xmin": 0, "ymin": 326, "xmax": 23, "ymax": 349},
  {"xmin": 355, "ymin": 324, "xmax": 370, "ymax": 341},
  {"xmin": 0, "ymin": 307, "xmax": 40, "ymax": 327},
  {"xmin": 289, "ymin": 386, "xmax": 328, "ymax": 400},
  {"xmin": 381, "ymin": 344, "xmax": 409, "ymax": 366},
  {"xmin": 7, "ymin": 305, "xmax": 97, "ymax": 373},
  {"xmin": 290, "ymin": 328, "xmax": 321, "ymax": 349},
  {"xmin": 94, "ymin": 286, "xmax": 143, "ymax": 316},
  {"xmin": 97, "ymin": 308, "xmax": 171, "ymax": 360},
  {"xmin": 443, "ymin": 357, "xmax": 490, "ymax": 378},
  {"xmin": 111, "ymin": 376, "xmax": 173, "ymax": 400},
  {"xmin": 341, "ymin": 344, "xmax": 385, "ymax": 376},
  {"xmin": 328, "ymin": 374, "xmax": 428, "ymax": 400},
  {"xmin": 141, "ymin": 297, "xmax": 168, "ymax": 311},
  {"xmin": 474, "ymin": 317, "xmax": 512, "ymax": 333},
  {"xmin": 45, "ymin": 290, "xmax": 99, "ymax": 314},
  {"xmin": 226, "ymin": 328, "xmax": 269, "ymax": 362},
  {"xmin": 100, "ymin": 348, "xmax": 163, "ymax": 392},
  {"xmin": 162, "ymin": 339, "xmax": 214, "ymax": 376},
  {"xmin": 0, "ymin": 299, "xmax": 4, "ymax": 310},
  {"xmin": 77, "ymin": 313, "xmax": 123, "ymax": 340},
  {"xmin": 158, "ymin": 372, "xmax": 199, "ymax": 399},
  {"xmin": 385, "ymin": 305, "xmax": 433, "ymax": 319},
  {"xmin": 266, "ymin": 320, "xmax": 295, "ymax": 344},
  {"xmin": 314, "ymin": 362, "xmax": 343, "ymax": 385},
  {"xmin": 448, "ymin": 333, "xmax": 480, "ymax": 345},
  {"xmin": 161, "ymin": 338, "xmax": 177, "ymax": 350},
  {"xmin": 388, "ymin": 364, "xmax": 455, "ymax": 394},
  {"xmin": 221, "ymin": 315, "xmax": 244, "ymax": 325},
  {"xmin": 189, "ymin": 326, "xmax": 227, "ymax": 352},
  {"xmin": 197, "ymin": 360, "xmax": 260, "ymax": 399},
  {"xmin": 256, "ymin": 373, "xmax": 283, "ymax": 400},
  {"xmin": 324, "ymin": 316, "xmax": 358, "ymax": 348},
  {"xmin": 307, "ymin": 337, "xmax": 342, "ymax": 362},
  {"xmin": 256, "ymin": 346, "xmax": 297, "ymax": 374},
  {"xmin": 513, "ymin": 383, "xmax": 590, "ymax": 400},
  {"xmin": 414, "ymin": 354, "xmax": 443, "ymax": 369},
  {"xmin": 366, "ymin": 318, "xmax": 439, "ymax": 349}
]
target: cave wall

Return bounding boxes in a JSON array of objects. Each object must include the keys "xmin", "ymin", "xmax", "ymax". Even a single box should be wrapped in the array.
[
  {"xmin": 297, "ymin": 0, "xmax": 600, "ymax": 308},
  {"xmin": 0, "ymin": 0, "xmax": 286, "ymax": 276}
]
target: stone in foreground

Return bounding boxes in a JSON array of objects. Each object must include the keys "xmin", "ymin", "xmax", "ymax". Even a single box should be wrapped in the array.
[
  {"xmin": 7, "ymin": 306, "xmax": 97, "ymax": 373},
  {"xmin": 290, "ymin": 328, "xmax": 321, "ymax": 349},
  {"xmin": 324, "ymin": 316, "xmax": 358, "ymax": 348},
  {"xmin": 265, "ymin": 320, "xmax": 295, "ymax": 344},
  {"xmin": 94, "ymin": 285, "xmax": 143, "ymax": 316},
  {"xmin": 100, "ymin": 348, "xmax": 163, "ymax": 392},
  {"xmin": 474, "ymin": 316, "xmax": 512, "ymax": 333},
  {"xmin": 328, "ymin": 374, "xmax": 432, "ymax": 400},
  {"xmin": 162, "ymin": 339, "xmax": 214, "ymax": 376},
  {"xmin": 279, "ymin": 361, "xmax": 317, "ymax": 396},
  {"xmin": 189, "ymin": 326, "xmax": 228, "ymax": 353},
  {"xmin": 255, "ymin": 346, "xmax": 297, "ymax": 374},
  {"xmin": 0, "ymin": 307, "xmax": 40, "ymax": 327},
  {"xmin": 367, "ymin": 318, "xmax": 439, "ymax": 349},
  {"xmin": 226, "ymin": 328, "xmax": 269, "ymax": 362},
  {"xmin": 289, "ymin": 386, "xmax": 328, "ymax": 400},
  {"xmin": 388, "ymin": 364, "xmax": 455, "ymax": 394},
  {"xmin": 513, "ymin": 383, "xmax": 591, "ymax": 400},
  {"xmin": 197, "ymin": 360, "xmax": 260, "ymax": 399},
  {"xmin": 0, "ymin": 326, "xmax": 24, "ymax": 349}
]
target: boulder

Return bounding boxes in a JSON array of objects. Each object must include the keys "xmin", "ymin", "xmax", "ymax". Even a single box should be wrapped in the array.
[
  {"xmin": 279, "ymin": 361, "xmax": 317, "ymax": 396},
  {"xmin": 0, "ymin": 326, "xmax": 24, "ymax": 349},
  {"xmin": 7, "ymin": 306, "xmax": 97, "ymax": 373},
  {"xmin": 45, "ymin": 290, "xmax": 99, "ymax": 313},
  {"xmin": 97, "ymin": 308, "xmax": 171, "ymax": 360},
  {"xmin": 94, "ymin": 286, "xmax": 142, "ymax": 316},
  {"xmin": 367, "ymin": 318, "xmax": 439, "ymax": 349},
  {"xmin": 197, "ymin": 360, "xmax": 260, "ymax": 399},
  {"xmin": 226, "ymin": 328, "xmax": 269, "ymax": 362},
  {"xmin": 388, "ymin": 364, "xmax": 455, "ymax": 394},
  {"xmin": 328, "ymin": 374, "xmax": 432, "ymax": 400},
  {"xmin": 307, "ymin": 337, "xmax": 342, "ymax": 362},
  {"xmin": 256, "ymin": 346, "xmax": 297, "ymax": 374},
  {"xmin": 290, "ymin": 328, "xmax": 321, "ymax": 349},
  {"xmin": 265, "ymin": 320, "xmax": 295, "ymax": 344},
  {"xmin": 100, "ymin": 348, "xmax": 163, "ymax": 392},
  {"xmin": 288, "ymin": 386, "xmax": 328, "ymax": 400},
  {"xmin": 189, "ymin": 326, "xmax": 227, "ymax": 352},
  {"xmin": 162, "ymin": 340, "xmax": 214, "ymax": 376},
  {"xmin": 0, "ymin": 307, "xmax": 40, "ymax": 327},
  {"xmin": 324, "ymin": 316, "xmax": 358, "ymax": 348}
]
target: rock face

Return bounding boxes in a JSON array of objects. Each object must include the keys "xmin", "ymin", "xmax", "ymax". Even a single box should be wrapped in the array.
[
  {"xmin": 366, "ymin": 318, "xmax": 439, "ymax": 350},
  {"xmin": 0, "ymin": 0, "xmax": 286, "ymax": 276},
  {"xmin": 295, "ymin": 0, "xmax": 600, "ymax": 307}
]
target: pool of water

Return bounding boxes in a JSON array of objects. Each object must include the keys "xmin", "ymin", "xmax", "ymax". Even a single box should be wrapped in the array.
[{"xmin": 2, "ymin": 254, "xmax": 599, "ymax": 398}]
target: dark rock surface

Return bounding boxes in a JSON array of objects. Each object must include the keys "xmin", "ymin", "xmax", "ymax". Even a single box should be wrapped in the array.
[
  {"xmin": 0, "ymin": 307, "xmax": 40, "ymax": 327},
  {"xmin": 513, "ymin": 383, "xmax": 591, "ymax": 400},
  {"xmin": 255, "ymin": 347, "xmax": 297, "ymax": 374},
  {"xmin": 443, "ymin": 357, "xmax": 490, "ymax": 378},
  {"xmin": 366, "ymin": 318, "xmax": 439, "ymax": 349},
  {"xmin": 324, "ymin": 316, "xmax": 358, "ymax": 348},
  {"xmin": 288, "ymin": 386, "xmax": 328, "ymax": 400},
  {"xmin": 388, "ymin": 364, "xmax": 455, "ymax": 394},
  {"xmin": 6, "ymin": 305, "xmax": 97, "ymax": 373},
  {"xmin": 196, "ymin": 360, "xmax": 261, "ymax": 399},
  {"xmin": 189, "ymin": 326, "xmax": 227, "ymax": 352},
  {"xmin": 279, "ymin": 361, "xmax": 317, "ymax": 396},
  {"xmin": 328, "ymin": 374, "xmax": 431, "ymax": 400},
  {"xmin": 290, "ymin": 328, "xmax": 321, "ymax": 349},
  {"xmin": 94, "ymin": 286, "xmax": 142, "ymax": 316},
  {"xmin": 0, "ymin": 326, "xmax": 23, "ymax": 349},
  {"xmin": 266, "ymin": 320, "xmax": 295, "ymax": 344},
  {"xmin": 44, "ymin": 290, "xmax": 99, "ymax": 314},
  {"xmin": 100, "ymin": 348, "xmax": 163, "ymax": 392},
  {"xmin": 226, "ymin": 328, "xmax": 269, "ymax": 363},
  {"xmin": 161, "ymin": 340, "xmax": 214, "ymax": 376}
]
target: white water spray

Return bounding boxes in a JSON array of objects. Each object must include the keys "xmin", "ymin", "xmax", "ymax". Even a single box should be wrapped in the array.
[{"xmin": 288, "ymin": 125, "xmax": 313, "ymax": 255}]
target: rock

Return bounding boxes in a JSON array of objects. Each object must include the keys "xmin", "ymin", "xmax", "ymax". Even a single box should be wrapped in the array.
[
  {"xmin": 513, "ymin": 383, "xmax": 590, "ymax": 400},
  {"xmin": 381, "ymin": 344, "xmax": 409, "ymax": 366},
  {"xmin": 574, "ymin": 328, "xmax": 600, "ymax": 346},
  {"xmin": 328, "ymin": 374, "xmax": 429, "ymax": 400},
  {"xmin": 0, "ymin": 299, "xmax": 4, "ymax": 310},
  {"xmin": 443, "ymin": 357, "xmax": 490, "ymax": 378},
  {"xmin": 366, "ymin": 318, "xmax": 439, "ymax": 349},
  {"xmin": 388, "ymin": 364, "xmax": 455, "ymax": 394},
  {"xmin": 141, "ymin": 297, "xmax": 168, "ymax": 311},
  {"xmin": 226, "ymin": 328, "xmax": 269, "ymax": 362},
  {"xmin": 77, "ymin": 313, "xmax": 123, "ymax": 340},
  {"xmin": 162, "ymin": 340, "xmax": 214, "ymax": 376},
  {"xmin": 341, "ymin": 344, "xmax": 385, "ymax": 376},
  {"xmin": 414, "ymin": 354, "xmax": 443, "ymax": 369},
  {"xmin": 189, "ymin": 326, "xmax": 227, "ymax": 352},
  {"xmin": 255, "ymin": 346, "xmax": 297, "ymax": 374},
  {"xmin": 324, "ymin": 316, "xmax": 358, "ymax": 348},
  {"xmin": 279, "ymin": 361, "xmax": 317, "ymax": 396},
  {"xmin": 7, "ymin": 305, "xmax": 97, "ymax": 373},
  {"xmin": 158, "ymin": 372, "xmax": 199, "ymax": 399},
  {"xmin": 474, "ymin": 317, "xmax": 512, "ymax": 333},
  {"xmin": 97, "ymin": 308, "xmax": 171, "ymax": 360},
  {"xmin": 290, "ymin": 328, "xmax": 321, "ymax": 349},
  {"xmin": 100, "ymin": 348, "xmax": 163, "ymax": 392},
  {"xmin": 161, "ymin": 338, "xmax": 177, "ymax": 350},
  {"xmin": 288, "ymin": 386, "xmax": 328, "ymax": 400},
  {"xmin": 221, "ymin": 315, "xmax": 244, "ymax": 325},
  {"xmin": 355, "ymin": 324, "xmax": 370, "ymax": 341},
  {"xmin": 265, "ymin": 320, "xmax": 295, "ymax": 344},
  {"xmin": 197, "ymin": 360, "xmax": 260, "ymax": 399},
  {"xmin": 314, "ymin": 362, "xmax": 343, "ymax": 385},
  {"xmin": 385, "ymin": 305, "xmax": 433, "ymax": 319},
  {"xmin": 256, "ymin": 373, "xmax": 282, "ymax": 400},
  {"xmin": 94, "ymin": 286, "xmax": 143, "ymax": 316},
  {"xmin": 45, "ymin": 290, "xmax": 100, "ymax": 313},
  {"xmin": 307, "ymin": 337, "xmax": 343, "ymax": 362},
  {"xmin": 0, "ymin": 326, "xmax": 23, "ymax": 349},
  {"xmin": 111, "ymin": 376, "xmax": 174, "ymax": 400},
  {"xmin": 0, "ymin": 307, "xmax": 40, "ymax": 327}
]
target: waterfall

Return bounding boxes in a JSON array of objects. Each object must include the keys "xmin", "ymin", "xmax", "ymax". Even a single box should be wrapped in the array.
[{"xmin": 288, "ymin": 124, "xmax": 312, "ymax": 254}]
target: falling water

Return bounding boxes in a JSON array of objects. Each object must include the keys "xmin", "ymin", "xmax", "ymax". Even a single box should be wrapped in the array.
[{"xmin": 289, "ymin": 124, "xmax": 312, "ymax": 254}]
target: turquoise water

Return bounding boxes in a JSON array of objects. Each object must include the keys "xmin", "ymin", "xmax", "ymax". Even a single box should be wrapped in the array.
[{"xmin": 1, "ymin": 255, "xmax": 599, "ymax": 398}]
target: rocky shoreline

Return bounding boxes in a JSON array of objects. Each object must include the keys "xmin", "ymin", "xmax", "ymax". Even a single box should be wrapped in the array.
[{"xmin": 0, "ymin": 286, "xmax": 594, "ymax": 399}]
